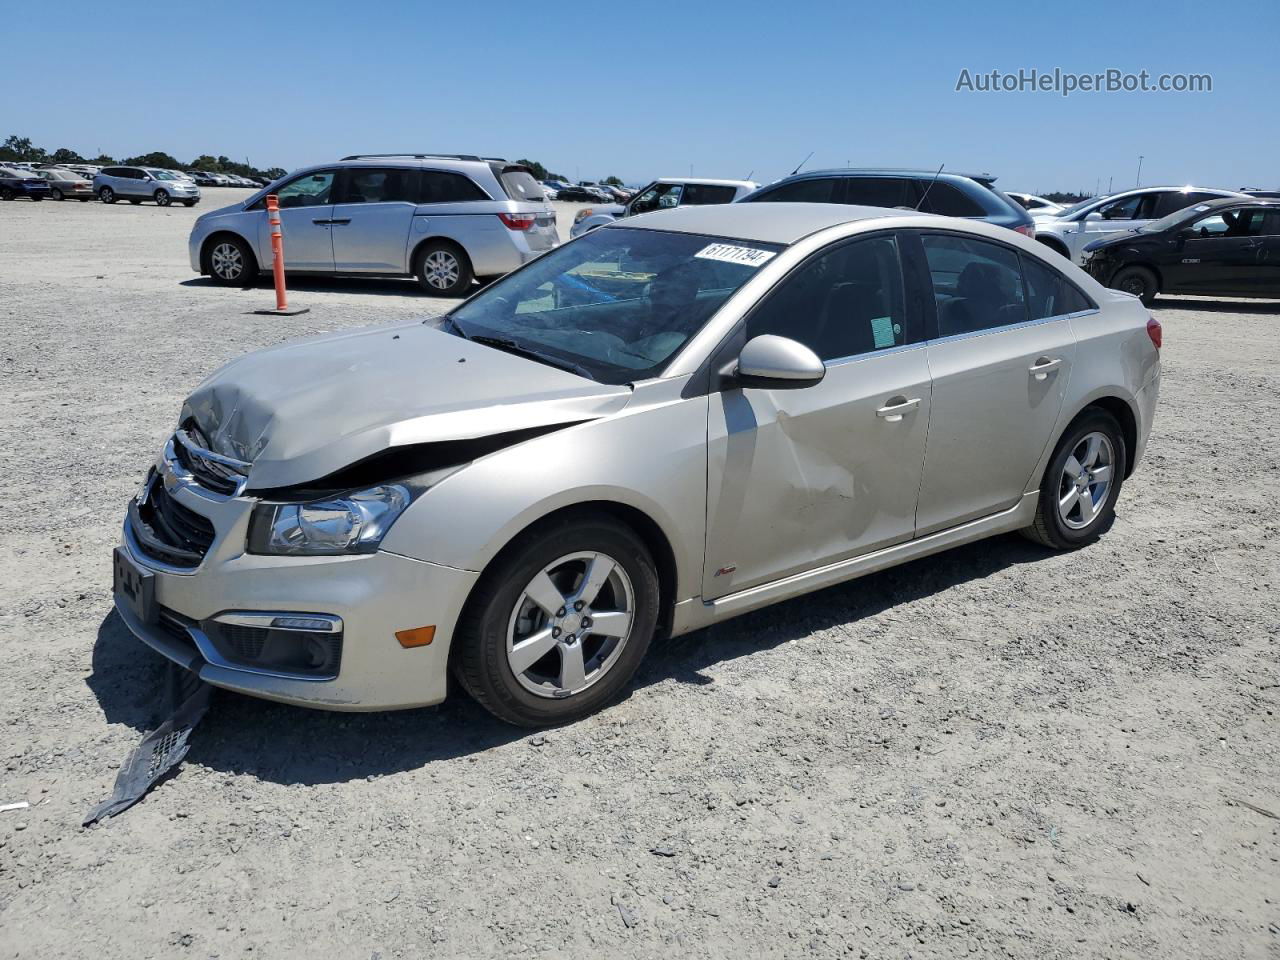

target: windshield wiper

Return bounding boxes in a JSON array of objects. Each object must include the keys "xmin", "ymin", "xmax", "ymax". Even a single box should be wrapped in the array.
[{"xmin": 469, "ymin": 335, "xmax": 594, "ymax": 380}]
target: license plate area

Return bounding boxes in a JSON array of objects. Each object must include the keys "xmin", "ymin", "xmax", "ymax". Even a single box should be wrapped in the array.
[{"xmin": 113, "ymin": 547, "xmax": 156, "ymax": 624}]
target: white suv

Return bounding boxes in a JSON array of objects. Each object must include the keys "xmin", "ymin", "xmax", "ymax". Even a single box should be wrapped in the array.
[{"xmin": 94, "ymin": 166, "xmax": 202, "ymax": 207}]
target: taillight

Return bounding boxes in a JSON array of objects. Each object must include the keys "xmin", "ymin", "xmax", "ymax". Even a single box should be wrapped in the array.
[
  {"xmin": 1014, "ymin": 222, "xmax": 1036, "ymax": 238},
  {"xmin": 1146, "ymin": 317, "xmax": 1162, "ymax": 350},
  {"xmin": 497, "ymin": 212, "xmax": 536, "ymax": 231}
]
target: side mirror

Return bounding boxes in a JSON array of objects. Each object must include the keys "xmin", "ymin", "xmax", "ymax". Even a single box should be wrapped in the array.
[
  {"xmin": 1083, "ymin": 210, "xmax": 1104, "ymax": 221},
  {"xmin": 731, "ymin": 335, "xmax": 826, "ymax": 389}
]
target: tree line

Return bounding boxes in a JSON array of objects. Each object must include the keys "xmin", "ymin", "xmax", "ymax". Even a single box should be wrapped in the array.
[{"xmin": 1, "ymin": 135, "xmax": 286, "ymax": 181}]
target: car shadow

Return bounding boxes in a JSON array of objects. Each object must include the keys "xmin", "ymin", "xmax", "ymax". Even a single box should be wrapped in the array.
[
  {"xmin": 1152, "ymin": 296, "xmax": 1280, "ymax": 314},
  {"xmin": 86, "ymin": 531, "xmax": 1054, "ymax": 786},
  {"xmin": 179, "ymin": 275, "xmax": 472, "ymax": 299}
]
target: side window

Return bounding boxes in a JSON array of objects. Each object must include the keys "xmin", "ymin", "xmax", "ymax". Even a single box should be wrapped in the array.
[
  {"xmin": 275, "ymin": 170, "xmax": 335, "ymax": 209},
  {"xmin": 680, "ymin": 183, "xmax": 737, "ymax": 205},
  {"xmin": 629, "ymin": 182, "xmax": 682, "ymax": 214},
  {"xmin": 751, "ymin": 177, "xmax": 841, "ymax": 203},
  {"xmin": 842, "ymin": 177, "xmax": 911, "ymax": 209},
  {"xmin": 921, "ymin": 234, "xmax": 1026, "ymax": 336},
  {"xmin": 1021, "ymin": 254, "xmax": 1093, "ymax": 320},
  {"xmin": 915, "ymin": 181, "xmax": 986, "ymax": 217},
  {"xmin": 1098, "ymin": 194, "xmax": 1144, "ymax": 220},
  {"xmin": 745, "ymin": 236, "xmax": 908, "ymax": 361},
  {"xmin": 420, "ymin": 171, "xmax": 487, "ymax": 203},
  {"xmin": 1262, "ymin": 211, "xmax": 1280, "ymax": 237},
  {"xmin": 336, "ymin": 168, "xmax": 416, "ymax": 204},
  {"xmin": 1150, "ymin": 191, "xmax": 1204, "ymax": 219},
  {"xmin": 1189, "ymin": 208, "xmax": 1266, "ymax": 238}
]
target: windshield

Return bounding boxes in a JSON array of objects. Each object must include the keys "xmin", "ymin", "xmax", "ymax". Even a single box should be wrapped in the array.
[
  {"xmin": 1052, "ymin": 196, "xmax": 1100, "ymax": 220},
  {"xmin": 443, "ymin": 226, "xmax": 781, "ymax": 384},
  {"xmin": 1139, "ymin": 202, "xmax": 1219, "ymax": 234}
]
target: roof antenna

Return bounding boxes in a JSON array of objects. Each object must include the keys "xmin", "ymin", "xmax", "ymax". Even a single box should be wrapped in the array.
[
  {"xmin": 744, "ymin": 169, "xmax": 754, "ymax": 180},
  {"xmin": 790, "ymin": 151, "xmax": 814, "ymax": 176},
  {"xmin": 915, "ymin": 163, "xmax": 945, "ymax": 210}
]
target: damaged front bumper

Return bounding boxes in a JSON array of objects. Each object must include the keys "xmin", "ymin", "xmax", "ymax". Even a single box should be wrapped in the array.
[{"xmin": 115, "ymin": 524, "xmax": 477, "ymax": 711}]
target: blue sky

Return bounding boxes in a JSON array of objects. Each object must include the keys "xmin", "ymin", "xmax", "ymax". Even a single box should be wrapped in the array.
[{"xmin": 5, "ymin": 0, "xmax": 1277, "ymax": 193}]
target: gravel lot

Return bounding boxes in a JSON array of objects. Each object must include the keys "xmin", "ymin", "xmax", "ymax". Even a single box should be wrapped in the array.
[{"xmin": 1, "ymin": 192, "xmax": 1277, "ymax": 960}]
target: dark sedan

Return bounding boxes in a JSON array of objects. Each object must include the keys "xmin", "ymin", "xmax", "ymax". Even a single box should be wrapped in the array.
[
  {"xmin": 1083, "ymin": 197, "xmax": 1280, "ymax": 304},
  {"xmin": 0, "ymin": 165, "xmax": 52, "ymax": 201}
]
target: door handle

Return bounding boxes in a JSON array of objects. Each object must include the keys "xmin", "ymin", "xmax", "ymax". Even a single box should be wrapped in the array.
[
  {"xmin": 329, "ymin": 218, "xmax": 351, "ymax": 225},
  {"xmin": 311, "ymin": 218, "xmax": 332, "ymax": 225},
  {"xmin": 876, "ymin": 396, "xmax": 921, "ymax": 421},
  {"xmin": 1029, "ymin": 357, "xmax": 1062, "ymax": 380}
]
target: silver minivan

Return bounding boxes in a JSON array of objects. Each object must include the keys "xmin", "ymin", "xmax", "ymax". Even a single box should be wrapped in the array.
[
  {"xmin": 187, "ymin": 155, "xmax": 559, "ymax": 296},
  {"xmin": 94, "ymin": 166, "xmax": 202, "ymax": 207}
]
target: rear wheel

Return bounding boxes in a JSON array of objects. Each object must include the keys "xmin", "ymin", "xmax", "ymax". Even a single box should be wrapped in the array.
[
  {"xmin": 98, "ymin": 186, "xmax": 115, "ymax": 203},
  {"xmin": 0, "ymin": 187, "xmax": 13, "ymax": 201},
  {"xmin": 453, "ymin": 516, "xmax": 660, "ymax": 727},
  {"xmin": 1110, "ymin": 265, "xmax": 1158, "ymax": 306},
  {"xmin": 50, "ymin": 187, "xmax": 65, "ymax": 201},
  {"xmin": 205, "ymin": 235, "xmax": 256, "ymax": 285},
  {"xmin": 1023, "ymin": 409, "xmax": 1127, "ymax": 550},
  {"xmin": 414, "ymin": 241, "xmax": 473, "ymax": 296}
]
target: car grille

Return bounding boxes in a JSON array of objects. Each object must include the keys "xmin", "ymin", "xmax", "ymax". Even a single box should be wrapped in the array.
[
  {"xmin": 129, "ymin": 475, "xmax": 216, "ymax": 568},
  {"xmin": 172, "ymin": 423, "xmax": 248, "ymax": 496}
]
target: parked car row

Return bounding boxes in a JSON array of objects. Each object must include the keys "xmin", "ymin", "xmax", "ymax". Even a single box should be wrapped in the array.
[
  {"xmin": 541, "ymin": 180, "xmax": 631, "ymax": 203},
  {"xmin": 0, "ymin": 162, "xmax": 275, "ymax": 204}
]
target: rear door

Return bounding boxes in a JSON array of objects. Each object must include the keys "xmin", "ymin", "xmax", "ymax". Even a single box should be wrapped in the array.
[
  {"xmin": 329, "ymin": 167, "xmax": 419, "ymax": 273},
  {"xmin": 703, "ymin": 233, "xmax": 932, "ymax": 598},
  {"xmin": 913, "ymin": 232, "xmax": 1081, "ymax": 534},
  {"xmin": 256, "ymin": 169, "xmax": 337, "ymax": 271},
  {"xmin": 1260, "ymin": 211, "xmax": 1280, "ymax": 294}
]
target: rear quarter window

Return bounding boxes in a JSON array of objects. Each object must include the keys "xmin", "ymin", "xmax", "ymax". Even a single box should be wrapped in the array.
[
  {"xmin": 915, "ymin": 181, "xmax": 986, "ymax": 217},
  {"xmin": 420, "ymin": 171, "xmax": 488, "ymax": 203},
  {"xmin": 842, "ymin": 177, "xmax": 913, "ymax": 208}
]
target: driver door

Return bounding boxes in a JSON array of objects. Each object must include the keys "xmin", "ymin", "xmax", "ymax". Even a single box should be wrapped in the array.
[
  {"xmin": 256, "ymin": 169, "xmax": 337, "ymax": 272},
  {"xmin": 703, "ymin": 234, "xmax": 931, "ymax": 599}
]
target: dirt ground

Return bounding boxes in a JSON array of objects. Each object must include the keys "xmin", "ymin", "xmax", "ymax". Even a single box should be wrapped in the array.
[{"xmin": 0, "ymin": 192, "xmax": 1277, "ymax": 960}]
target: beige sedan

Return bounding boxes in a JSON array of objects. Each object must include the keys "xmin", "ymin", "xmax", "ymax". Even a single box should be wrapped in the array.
[{"xmin": 36, "ymin": 167, "xmax": 96, "ymax": 201}]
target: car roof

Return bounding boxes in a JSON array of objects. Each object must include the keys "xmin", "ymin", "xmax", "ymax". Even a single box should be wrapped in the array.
[
  {"xmin": 619, "ymin": 201, "xmax": 929, "ymax": 245},
  {"xmin": 787, "ymin": 167, "xmax": 997, "ymax": 185},
  {"xmin": 1181, "ymin": 196, "xmax": 1280, "ymax": 212},
  {"xmin": 653, "ymin": 177, "xmax": 756, "ymax": 188}
]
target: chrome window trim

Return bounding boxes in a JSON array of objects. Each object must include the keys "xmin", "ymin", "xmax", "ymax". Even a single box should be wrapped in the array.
[
  {"xmin": 923, "ymin": 308, "xmax": 1098, "ymax": 348},
  {"xmin": 822, "ymin": 340, "xmax": 927, "ymax": 370}
]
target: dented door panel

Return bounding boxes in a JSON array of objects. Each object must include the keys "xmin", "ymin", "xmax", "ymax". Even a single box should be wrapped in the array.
[{"xmin": 703, "ymin": 346, "xmax": 932, "ymax": 599}]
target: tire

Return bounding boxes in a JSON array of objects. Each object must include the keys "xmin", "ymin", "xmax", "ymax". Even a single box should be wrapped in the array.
[
  {"xmin": 51, "ymin": 188, "xmax": 64, "ymax": 201},
  {"xmin": 1110, "ymin": 265, "xmax": 1158, "ymax": 306},
  {"xmin": 154, "ymin": 189, "xmax": 171, "ymax": 207},
  {"xmin": 98, "ymin": 186, "xmax": 115, "ymax": 203},
  {"xmin": 453, "ymin": 515, "xmax": 660, "ymax": 727},
  {"xmin": 128, "ymin": 199, "xmax": 141, "ymax": 205},
  {"xmin": 0, "ymin": 187, "xmax": 12, "ymax": 201},
  {"xmin": 1022, "ymin": 408, "xmax": 1127, "ymax": 550},
  {"xmin": 204, "ymin": 235, "xmax": 256, "ymax": 286},
  {"xmin": 182, "ymin": 200, "xmax": 197, "ymax": 207},
  {"xmin": 414, "ymin": 241, "xmax": 474, "ymax": 296}
]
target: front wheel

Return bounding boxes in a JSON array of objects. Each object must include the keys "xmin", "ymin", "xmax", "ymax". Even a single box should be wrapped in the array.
[
  {"xmin": 154, "ymin": 189, "xmax": 171, "ymax": 207},
  {"xmin": 205, "ymin": 235, "xmax": 256, "ymax": 285},
  {"xmin": 182, "ymin": 200, "xmax": 197, "ymax": 207},
  {"xmin": 1023, "ymin": 409, "xmax": 1127, "ymax": 550},
  {"xmin": 453, "ymin": 516, "xmax": 660, "ymax": 727},
  {"xmin": 1110, "ymin": 265, "xmax": 1158, "ymax": 306},
  {"xmin": 98, "ymin": 186, "xmax": 115, "ymax": 203},
  {"xmin": 414, "ymin": 241, "xmax": 473, "ymax": 296}
]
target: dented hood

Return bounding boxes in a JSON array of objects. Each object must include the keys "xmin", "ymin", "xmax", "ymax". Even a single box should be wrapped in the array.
[{"xmin": 182, "ymin": 322, "xmax": 632, "ymax": 490}]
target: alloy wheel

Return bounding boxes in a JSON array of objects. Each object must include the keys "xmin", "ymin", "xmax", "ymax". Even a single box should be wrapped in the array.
[
  {"xmin": 210, "ymin": 242, "xmax": 243, "ymax": 281},
  {"xmin": 155, "ymin": 190, "xmax": 170, "ymax": 207},
  {"xmin": 1057, "ymin": 431, "xmax": 1114, "ymax": 530},
  {"xmin": 423, "ymin": 249, "xmax": 460, "ymax": 290},
  {"xmin": 506, "ymin": 551, "xmax": 635, "ymax": 699}
]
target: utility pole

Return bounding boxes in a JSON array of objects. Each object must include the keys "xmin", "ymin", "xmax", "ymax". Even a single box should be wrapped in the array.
[
  {"xmin": 1136, "ymin": 155, "xmax": 1144, "ymax": 187},
  {"xmin": 1108, "ymin": 176, "xmax": 1113, "ymax": 193}
]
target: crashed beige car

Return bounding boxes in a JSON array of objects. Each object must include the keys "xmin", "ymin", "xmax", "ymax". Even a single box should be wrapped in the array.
[{"xmin": 114, "ymin": 203, "xmax": 1161, "ymax": 726}]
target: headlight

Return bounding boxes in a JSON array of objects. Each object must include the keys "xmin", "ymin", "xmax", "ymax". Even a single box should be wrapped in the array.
[{"xmin": 247, "ymin": 484, "xmax": 411, "ymax": 556}]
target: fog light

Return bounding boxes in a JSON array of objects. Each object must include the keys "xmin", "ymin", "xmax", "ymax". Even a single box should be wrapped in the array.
[{"xmin": 272, "ymin": 615, "xmax": 338, "ymax": 632}]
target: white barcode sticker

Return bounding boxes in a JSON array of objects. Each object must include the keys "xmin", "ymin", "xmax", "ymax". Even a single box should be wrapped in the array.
[{"xmin": 694, "ymin": 243, "xmax": 776, "ymax": 268}]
